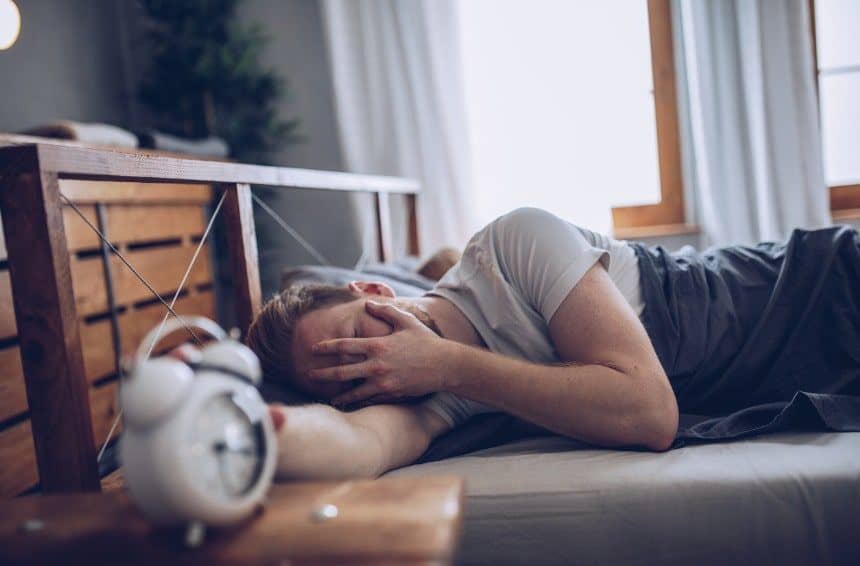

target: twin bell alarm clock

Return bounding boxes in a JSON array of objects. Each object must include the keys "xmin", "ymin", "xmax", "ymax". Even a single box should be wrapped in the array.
[{"xmin": 120, "ymin": 316, "xmax": 277, "ymax": 532}]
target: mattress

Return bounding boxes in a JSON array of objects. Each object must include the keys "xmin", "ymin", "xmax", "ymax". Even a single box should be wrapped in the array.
[{"xmin": 389, "ymin": 432, "xmax": 860, "ymax": 565}]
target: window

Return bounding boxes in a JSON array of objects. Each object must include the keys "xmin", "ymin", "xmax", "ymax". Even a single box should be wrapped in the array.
[
  {"xmin": 458, "ymin": 0, "xmax": 685, "ymax": 237},
  {"xmin": 810, "ymin": 0, "xmax": 860, "ymax": 217}
]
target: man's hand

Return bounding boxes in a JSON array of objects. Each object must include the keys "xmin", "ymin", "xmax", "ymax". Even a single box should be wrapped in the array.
[{"xmin": 310, "ymin": 300, "xmax": 451, "ymax": 406}]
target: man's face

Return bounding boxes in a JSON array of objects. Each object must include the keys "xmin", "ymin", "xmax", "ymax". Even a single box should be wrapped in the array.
[{"xmin": 291, "ymin": 295, "xmax": 396, "ymax": 400}]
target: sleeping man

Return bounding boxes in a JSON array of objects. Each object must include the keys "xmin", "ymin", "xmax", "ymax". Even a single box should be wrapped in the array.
[{"xmin": 176, "ymin": 207, "xmax": 860, "ymax": 480}]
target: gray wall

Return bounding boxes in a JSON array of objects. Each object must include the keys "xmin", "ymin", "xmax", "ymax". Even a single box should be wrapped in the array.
[
  {"xmin": 1, "ymin": 0, "xmax": 793, "ymax": 275},
  {"xmin": 118, "ymin": 0, "xmax": 367, "ymax": 299},
  {"xmin": 0, "ymin": 0, "xmax": 367, "ymax": 302},
  {"xmin": 238, "ymin": 0, "xmax": 369, "ymax": 299},
  {"xmin": 0, "ymin": 0, "xmax": 129, "ymax": 132}
]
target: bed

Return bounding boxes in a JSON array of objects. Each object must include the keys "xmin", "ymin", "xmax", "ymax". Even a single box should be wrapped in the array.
[
  {"xmin": 4, "ymin": 142, "xmax": 857, "ymax": 565},
  {"xmin": 284, "ymin": 263, "xmax": 860, "ymax": 565},
  {"xmin": 392, "ymin": 431, "xmax": 860, "ymax": 565}
]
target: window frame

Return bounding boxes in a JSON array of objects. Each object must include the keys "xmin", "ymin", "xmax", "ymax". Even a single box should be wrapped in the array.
[
  {"xmin": 610, "ymin": 0, "xmax": 693, "ymax": 239},
  {"xmin": 808, "ymin": 0, "xmax": 860, "ymax": 220}
]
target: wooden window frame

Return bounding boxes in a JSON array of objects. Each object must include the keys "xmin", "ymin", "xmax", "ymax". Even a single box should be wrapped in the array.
[
  {"xmin": 611, "ymin": 0, "xmax": 693, "ymax": 239},
  {"xmin": 808, "ymin": 0, "xmax": 860, "ymax": 220},
  {"xmin": 615, "ymin": 0, "xmax": 860, "ymax": 236}
]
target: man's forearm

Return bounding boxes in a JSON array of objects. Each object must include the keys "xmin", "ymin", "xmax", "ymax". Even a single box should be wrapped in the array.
[
  {"xmin": 440, "ymin": 341, "xmax": 676, "ymax": 450},
  {"xmin": 274, "ymin": 402, "xmax": 449, "ymax": 481}
]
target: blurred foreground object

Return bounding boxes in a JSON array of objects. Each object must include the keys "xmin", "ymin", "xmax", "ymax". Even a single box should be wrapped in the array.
[{"xmin": 0, "ymin": 476, "xmax": 463, "ymax": 563}]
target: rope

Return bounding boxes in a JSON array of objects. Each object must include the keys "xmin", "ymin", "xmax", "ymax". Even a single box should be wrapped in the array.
[{"xmin": 251, "ymin": 193, "xmax": 332, "ymax": 266}]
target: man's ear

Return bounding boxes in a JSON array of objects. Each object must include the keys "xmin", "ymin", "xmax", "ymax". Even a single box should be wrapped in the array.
[{"xmin": 348, "ymin": 280, "xmax": 397, "ymax": 298}]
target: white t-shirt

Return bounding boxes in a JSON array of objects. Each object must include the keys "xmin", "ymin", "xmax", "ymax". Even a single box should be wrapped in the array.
[{"xmin": 422, "ymin": 207, "xmax": 644, "ymax": 427}]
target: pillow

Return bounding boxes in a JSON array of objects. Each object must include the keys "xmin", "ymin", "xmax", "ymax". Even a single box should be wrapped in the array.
[{"xmin": 279, "ymin": 264, "xmax": 433, "ymax": 297}]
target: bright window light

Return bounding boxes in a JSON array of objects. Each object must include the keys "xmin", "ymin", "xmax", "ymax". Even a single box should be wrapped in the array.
[
  {"xmin": 458, "ymin": 0, "xmax": 661, "ymax": 234},
  {"xmin": 814, "ymin": 0, "xmax": 860, "ymax": 187}
]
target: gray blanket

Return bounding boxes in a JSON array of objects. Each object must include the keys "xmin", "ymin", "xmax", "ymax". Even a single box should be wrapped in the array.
[
  {"xmin": 634, "ymin": 225, "xmax": 860, "ymax": 446},
  {"xmin": 423, "ymin": 226, "xmax": 860, "ymax": 460},
  {"xmin": 277, "ymin": 227, "xmax": 860, "ymax": 460}
]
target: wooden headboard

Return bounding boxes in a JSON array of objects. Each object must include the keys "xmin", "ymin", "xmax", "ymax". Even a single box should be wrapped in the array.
[{"xmin": 0, "ymin": 141, "xmax": 420, "ymax": 496}]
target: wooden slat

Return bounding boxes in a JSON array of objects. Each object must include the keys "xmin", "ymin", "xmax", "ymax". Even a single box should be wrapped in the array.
[
  {"xmin": 80, "ymin": 290, "xmax": 217, "ymax": 383},
  {"xmin": 0, "ymin": 346, "xmax": 26, "ymax": 422},
  {"xmin": 611, "ymin": 0, "xmax": 685, "ymax": 230},
  {"xmin": 59, "ymin": 180, "xmax": 213, "ymax": 205},
  {"xmin": 830, "ymin": 184, "xmax": 860, "ymax": 211},
  {"xmin": 117, "ymin": 290, "xmax": 217, "ymax": 358},
  {"xmin": 222, "ymin": 184, "xmax": 262, "ymax": 337},
  {"xmin": 29, "ymin": 144, "xmax": 421, "ymax": 194},
  {"xmin": 0, "ymin": 271, "xmax": 15, "ymax": 341},
  {"xmin": 89, "ymin": 382, "xmax": 120, "ymax": 448},
  {"xmin": 0, "ymin": 420, "xmax": 38, "ymax": 497},
  {"xmin": 103, "ymin": 204, "xmax": 206, "ymax": 243},
  {"xmin": 71, "ymin": 243, "xmax": 212, "ymax": 315},
  {"xmin": 62, "ymin": 204, "xmax": 100, "ymax": 251},
  {"xmin": 407, "ymin": 193, "xmax": 420, "ymax": 257},
  {"xmin": 0, "ymin": 150, "xmax": 100, "ymax": 493},
  {"xmin": 375, "ymin": 192, "xmax": 393, "ymax": 262},
  {"xmin": 80, "ymin": 319, "xmax": 114, "ymax": 384},
  {"xmin": 0, "ymin": 214, "xmax": 5, "ymax": 261},
  {"xmin": 61, "ymin": 203, "xmax": 207, "ymax": 249}
]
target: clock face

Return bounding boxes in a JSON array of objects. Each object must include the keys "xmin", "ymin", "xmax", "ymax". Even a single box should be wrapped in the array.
[{"xmin": 188, "ymin": 392, "xmax": 266, "ymax": 499}]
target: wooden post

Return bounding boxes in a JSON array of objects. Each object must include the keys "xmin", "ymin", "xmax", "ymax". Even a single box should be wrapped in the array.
[
  {"xmin": 0, "ymin": 146, "xmax": 99, "ymax": 493},
  {"xmin": 221, "ymin": 183, "xmax": 262, "ymax": 337},
  {"xmin": 374, "ymin": 192, "xmax": 393, "ymax": 262},
  {"xmin": 406, "ymin": 193, "xmax": 420, "ymax": 257}
]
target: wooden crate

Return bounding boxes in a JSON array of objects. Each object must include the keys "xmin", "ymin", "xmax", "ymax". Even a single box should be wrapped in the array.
[{"xmin": 0, "ymin": 181, "xmax": 217, "ymax": 496}]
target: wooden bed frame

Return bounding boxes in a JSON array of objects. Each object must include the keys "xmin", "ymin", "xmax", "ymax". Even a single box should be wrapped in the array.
[{"xmin": 0, "ymin": 141, "xmax": 420, "ymax": 495}]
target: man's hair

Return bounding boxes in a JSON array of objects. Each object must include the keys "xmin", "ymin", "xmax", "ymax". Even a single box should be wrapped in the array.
[{"xmin": 246, "ymin": 284, "xmax": 358, "ymax": 385}]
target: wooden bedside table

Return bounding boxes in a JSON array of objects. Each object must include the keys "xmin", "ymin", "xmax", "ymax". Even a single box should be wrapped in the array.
[{"xmin": 0, "ymin": 475, "xmax": 464, "ymax": 564}]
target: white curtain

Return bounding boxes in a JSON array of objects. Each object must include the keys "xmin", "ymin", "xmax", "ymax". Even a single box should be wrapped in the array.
[
  {"xmin": 675, "ymin": 0, "xmax": 831, "ymax": 246},
  {"xmin": 322, "ymin": 0, "xmax": 478, "ymax": 260}
]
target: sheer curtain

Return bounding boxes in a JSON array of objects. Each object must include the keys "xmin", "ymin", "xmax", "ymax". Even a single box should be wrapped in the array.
[
  {"xmin": 322, "ymin": 0, "xmax": 478, "ymax": 260},
  {"xmin": 675, "ymin": 0, "xmax": 831, "ymax": 246}
]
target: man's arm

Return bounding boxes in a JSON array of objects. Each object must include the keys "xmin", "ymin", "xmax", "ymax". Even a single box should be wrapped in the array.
[
  {"xmin": 442, "ymin": 264, "xmax": 678, "ymax": 451},
  {"xmin": 165, "ymin": 344, "xmax": 451, "ymax": 480},
  {"xmin": 272, "ymin": 402, "xmax": 451, "ymax": 481},
  {"xmin": 315, "ymin": 264, "xmax": 679, "ymax": 451}
]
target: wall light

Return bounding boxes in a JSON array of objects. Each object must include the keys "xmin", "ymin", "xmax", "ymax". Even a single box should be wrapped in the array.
[{"xmin": 0, "ymin": 0, "xmax": 21, "ymax": 50}]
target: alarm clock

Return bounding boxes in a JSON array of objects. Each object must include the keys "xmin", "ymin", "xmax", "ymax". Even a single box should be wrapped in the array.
[{"xmin": 119, "ymin": 316, "xmax": 277, "ymax": 530}]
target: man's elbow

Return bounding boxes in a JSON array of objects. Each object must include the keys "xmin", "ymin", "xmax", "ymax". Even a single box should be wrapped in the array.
[{"xmin": 640, "ymin": 384, "xmax": 679, "ymax": 452}]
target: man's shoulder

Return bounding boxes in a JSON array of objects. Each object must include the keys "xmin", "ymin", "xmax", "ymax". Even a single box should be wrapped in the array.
[{"xmin": 491, "ymin": 207, "xmax": 563, "ymax": 236}]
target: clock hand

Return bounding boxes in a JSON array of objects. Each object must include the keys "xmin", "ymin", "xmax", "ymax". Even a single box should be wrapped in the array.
[{"xmin": 212, "ymin": 440, "xmax": 256, "ymax": 457}]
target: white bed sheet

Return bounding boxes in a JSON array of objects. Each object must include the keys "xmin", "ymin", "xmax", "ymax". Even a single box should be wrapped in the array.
[{"xmin": 390, "ymin": 431, "xmax": 860, "ymax": 565}]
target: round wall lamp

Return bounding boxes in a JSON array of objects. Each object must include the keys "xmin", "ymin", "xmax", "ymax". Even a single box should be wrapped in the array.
[{"xmin": 0, "ymin": 0, "xmax": 21, "ymax": 50}]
